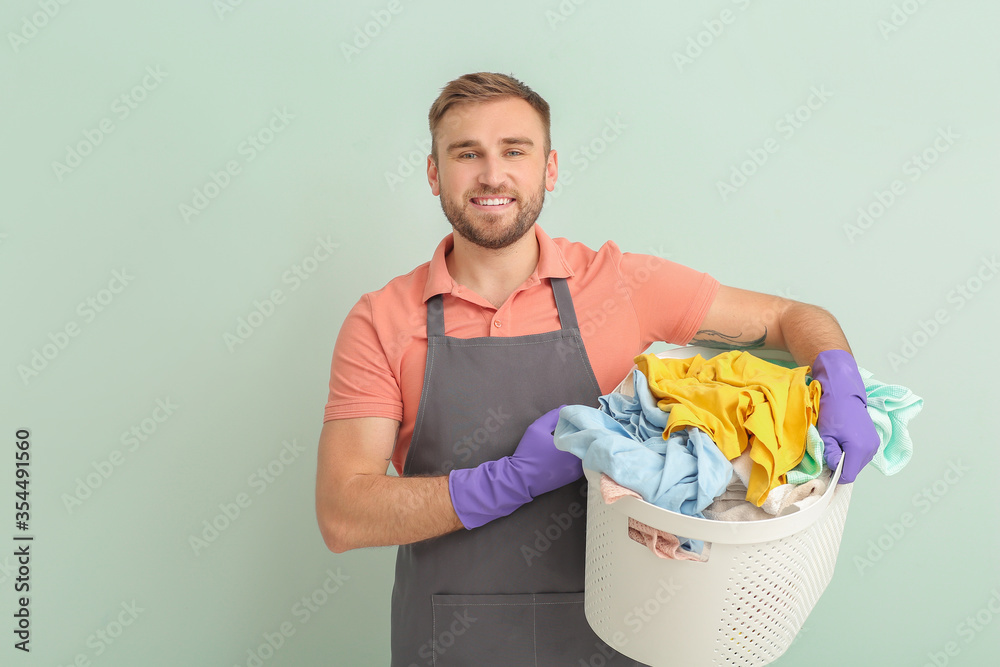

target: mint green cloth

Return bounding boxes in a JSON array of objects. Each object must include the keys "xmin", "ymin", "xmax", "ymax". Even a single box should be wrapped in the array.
[
  {"xmin": 787, "ymin": 366, "xmax": 922, "ymax": 482},
  {"xmin": 859, "ymin": 367, "xmax": 923, "ymax": 475},
  {"xmin": 787, "ymin": 425, "xmax": 825, "ymax": 485}
]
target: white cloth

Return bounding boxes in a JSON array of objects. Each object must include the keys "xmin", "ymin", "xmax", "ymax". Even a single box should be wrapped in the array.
[{"xmin": 703, "ymin": 450, "xmax": 831, "ymax": 521}]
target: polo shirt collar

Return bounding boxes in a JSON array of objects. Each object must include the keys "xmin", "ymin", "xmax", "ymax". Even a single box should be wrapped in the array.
[{"xmin": 422, "ymin": 224, "xmax": 575, "ymax": 303}]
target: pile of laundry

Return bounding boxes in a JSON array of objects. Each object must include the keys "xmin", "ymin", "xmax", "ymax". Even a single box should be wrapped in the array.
[{"xmin": 553, "ymin": 351, "xmax": 922, "ymax": 562}]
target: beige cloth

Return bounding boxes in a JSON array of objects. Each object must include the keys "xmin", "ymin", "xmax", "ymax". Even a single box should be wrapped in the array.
[{"xmin": 703, "ymin": 450, "xmax": 830, "ymax": 521}]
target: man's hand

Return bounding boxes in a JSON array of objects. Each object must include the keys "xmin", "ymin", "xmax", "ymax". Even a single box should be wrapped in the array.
[
  {"xmin": 449, "ymin": 406, "xmax": 583, "ymax": 529},
  {"xmin": 811, "ymin": 349, "xmax": 879, "ymax": 483}
]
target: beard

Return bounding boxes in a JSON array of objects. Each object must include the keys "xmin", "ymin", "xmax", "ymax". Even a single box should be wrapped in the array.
[{"xmin": 439, "ymin": 179, "xmax": 546, "ymax": 250}]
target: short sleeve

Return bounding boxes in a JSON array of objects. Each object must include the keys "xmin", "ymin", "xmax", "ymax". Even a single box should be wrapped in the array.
[
  {"xmin": 618, "ymin": 251, "xmax": 719, "ymax": 346},
  {"xmin": 324, "ymin": 295, "xmax": 404, "ymax": 422}
]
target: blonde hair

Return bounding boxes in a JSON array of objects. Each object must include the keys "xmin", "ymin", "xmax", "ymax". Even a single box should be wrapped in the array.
[{"xmin": 428, "ymin": 72, "xmax": 551, "ymax": 163}]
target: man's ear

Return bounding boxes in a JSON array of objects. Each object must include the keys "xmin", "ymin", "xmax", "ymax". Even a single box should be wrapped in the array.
[
  {"xmin": 545, "ymin": 149, "xmax": 558, "ymax": 192},
  {"xmin": 427, "ymin": 154, "xmax": 440, "ymax": 196}
]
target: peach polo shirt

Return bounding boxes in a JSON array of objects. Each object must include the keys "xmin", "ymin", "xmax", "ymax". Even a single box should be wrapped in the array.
[{"xmin": 325, "ymin": 225, "xmax": 719, "ymax": 474}]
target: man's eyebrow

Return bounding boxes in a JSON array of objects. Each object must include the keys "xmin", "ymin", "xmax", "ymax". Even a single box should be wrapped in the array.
[
  {"xmin": 499, "ymin": 137, "xmax": 534, "ymax": 147},
  {"xmin": 445, "ymin": 137, "xmax": 535, "ymax": 153}
]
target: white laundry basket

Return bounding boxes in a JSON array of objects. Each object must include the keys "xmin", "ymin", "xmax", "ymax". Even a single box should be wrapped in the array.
[{"xmin": 583, "ymin": 347, "xmax": 853, "ymax": 667}]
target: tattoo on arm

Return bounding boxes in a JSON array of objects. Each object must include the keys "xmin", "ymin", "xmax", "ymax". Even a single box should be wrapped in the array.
[{"xmin": 690, "ymin": 328, "xmax": 767, "ymax": 350}]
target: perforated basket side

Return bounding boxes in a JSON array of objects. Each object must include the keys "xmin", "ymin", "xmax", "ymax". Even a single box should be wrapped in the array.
[
  {"xmin": 584, "ymin": 477, "xmax": 616, "ymax": 638},
  {"xmin": 712, "ymin": 484, "xmax": 853, "ymax": 666}
]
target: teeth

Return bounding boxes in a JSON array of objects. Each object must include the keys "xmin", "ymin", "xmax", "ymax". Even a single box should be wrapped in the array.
[{"xmin": 476, "ymin": 198, "xmax": 512, "ymax": 206}]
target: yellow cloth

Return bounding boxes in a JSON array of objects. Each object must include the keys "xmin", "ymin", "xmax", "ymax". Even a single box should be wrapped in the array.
[{"xmin": 634, "ymin": 351, "xmax": 821, "ymax": 507}]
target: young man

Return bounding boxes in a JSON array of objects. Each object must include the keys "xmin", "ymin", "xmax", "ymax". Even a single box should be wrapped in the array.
[{"xmin": 316, "ymin": 72, "xmax": 877, "ymax": 666}]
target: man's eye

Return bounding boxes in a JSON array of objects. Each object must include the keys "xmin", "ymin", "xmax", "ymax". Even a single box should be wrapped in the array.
[
  {"xmin": 506, "ymin": 150, "xmax": 523, "ymax": 156},
  {"xmin": 459, "ymin": 152, "xmax": 477, "ymax": 159}
]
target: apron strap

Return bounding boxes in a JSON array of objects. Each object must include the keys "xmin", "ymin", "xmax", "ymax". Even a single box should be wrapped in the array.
[
  {"xmin": 550, "ymin": 277, "xmax": 580, "ymax": 331},
  {"xmin": 426, "ymin": 294, "xmax": 445, "ymax": 337},
  {"xmin": 425, "ymin": 277, "xmax": 580, "ymax": 337}
]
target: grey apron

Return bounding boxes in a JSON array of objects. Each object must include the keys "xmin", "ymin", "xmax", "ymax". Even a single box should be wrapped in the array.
[{"xmin": 390, "ymin": 277, "xmax": 645, "ymax": 666}]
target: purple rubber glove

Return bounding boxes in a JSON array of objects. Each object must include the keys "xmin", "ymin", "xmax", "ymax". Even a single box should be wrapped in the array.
[
  {"xmin": 812, "ymin": 349, "xmax": 879, "ymax": 484},
  {"xmin": 448, "ymin": 406, "xmax": 583, "ymax": 529}
]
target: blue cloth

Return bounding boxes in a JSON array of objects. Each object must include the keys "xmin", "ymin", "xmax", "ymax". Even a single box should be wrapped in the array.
[
  {"xmin": 597, "ymin": 369, "xmax": 670, "ymax": 442},
  {"xmin": 554, "ymin": 370, "xmax": 734, "ymax": 553}
]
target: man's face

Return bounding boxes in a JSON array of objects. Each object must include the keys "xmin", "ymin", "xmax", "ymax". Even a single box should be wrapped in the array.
[{"xmin": 428, "ymin": 97, "xmax": 557, "ymax": 250}]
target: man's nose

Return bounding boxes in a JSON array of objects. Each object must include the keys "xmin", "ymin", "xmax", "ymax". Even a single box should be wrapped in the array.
[{"xmin": 477, "ymin": 155, "xmax": 507, "ymax": 189}]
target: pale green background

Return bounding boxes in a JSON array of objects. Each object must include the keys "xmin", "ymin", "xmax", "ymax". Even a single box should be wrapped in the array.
[{"xmin": 2, "ymin": 1, "xmax": 998, "ymax": 665}]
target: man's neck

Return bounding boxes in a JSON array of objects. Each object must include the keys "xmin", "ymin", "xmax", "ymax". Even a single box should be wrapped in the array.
[{"xmin": 445, "ymin": 228, "xmax": 540, "ymax": 309}]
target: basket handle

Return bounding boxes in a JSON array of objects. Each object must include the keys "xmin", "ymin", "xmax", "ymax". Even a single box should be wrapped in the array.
[{"xmin": 586, "ymin": 457, "xmax": 846, "ymax": 546}]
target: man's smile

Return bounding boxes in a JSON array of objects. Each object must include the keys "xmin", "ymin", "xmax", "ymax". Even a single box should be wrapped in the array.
[{"xmin": 469, "ymin": 196, "xmax": 516, "ymax": 211}]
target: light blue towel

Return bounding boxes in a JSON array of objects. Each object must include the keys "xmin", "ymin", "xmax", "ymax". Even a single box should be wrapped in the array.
[
  {"xmin": 598, "ymin": 370, "xmax": 668, "ymax": 443},
  {"xmin": 554, "ymin": 370, "xmax": 734, "ymax": 553}
]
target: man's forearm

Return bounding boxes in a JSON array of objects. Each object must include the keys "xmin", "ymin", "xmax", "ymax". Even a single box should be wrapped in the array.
[
  {"xmin": 692, "ymin": 287, "xmax": 854, "ymax": 367},
  {"xmin": 323, "ymin": 473, "xmax": 464, "ymax": 553},
  {"xmin": 776, "ymin": 301, "xmax": 853, "ymax": 367},
  {"xmin": 691, "ymin": 286, "xmax": 853, "ymax": 367}
]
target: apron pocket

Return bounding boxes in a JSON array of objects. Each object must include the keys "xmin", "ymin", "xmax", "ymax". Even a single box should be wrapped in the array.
[{"xmin": 430, "ymin": 592, "xmax": 613, "ymax": 666}]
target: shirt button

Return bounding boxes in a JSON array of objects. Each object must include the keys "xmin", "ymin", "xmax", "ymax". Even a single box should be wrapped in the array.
[{"xmin": 493, "ymin": 320, "xmax": 502, "ymax": 328}]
